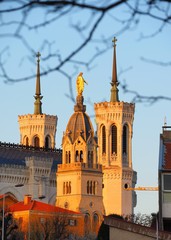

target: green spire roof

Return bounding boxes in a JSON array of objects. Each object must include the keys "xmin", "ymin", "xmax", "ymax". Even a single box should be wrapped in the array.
[
  {"xmin": 110, "ymin": 37, "xmax": 119, "ymax": 102},
  {"xmin": 34, "ymin": 52, "xmax": 43, "ymax": 114}
]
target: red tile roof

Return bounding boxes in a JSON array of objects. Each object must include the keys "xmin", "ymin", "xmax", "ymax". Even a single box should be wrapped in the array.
[
  {"xmin": 0, "ymin": 194, "xmax": 4, "ymax": 199},
  {"xmin": 8, "ymin": 200, "xmax": 79, "ymax": 215}
]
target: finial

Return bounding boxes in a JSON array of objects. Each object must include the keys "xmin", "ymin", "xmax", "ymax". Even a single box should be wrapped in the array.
[
  {"xmin": 36, "ymin": 52, "xmax": 41, "ymax": 63},
  {"xmin": 110, "ymin": 37, "xmax": 119, "ymax": 102},
  {"xmin": 112, "ymin": 37, "xmax": 117, "ymax": 47},
  {"xmin": 34, "ymin": 51, "xmax": 43, "ymax": 114}
]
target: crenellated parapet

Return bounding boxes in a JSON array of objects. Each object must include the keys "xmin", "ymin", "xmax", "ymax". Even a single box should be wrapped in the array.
[
  {"xmin": 18, "ymin": 113, "xmax": 57, "ymax": 122},
  {"xmin": 94, "ymin": 101, "xmax": 135, "ymax": 114}
]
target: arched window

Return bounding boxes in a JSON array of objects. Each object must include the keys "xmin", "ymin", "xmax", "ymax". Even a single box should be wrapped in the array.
[
  {"xmin": 34, "ymin": 136, "xmax": 39, "ymax": 147},
  {"xmin": 93, "ymin": 213, "xmax": 99, "ymax": 233},
  {"xmin": 102, "ymin": 125, "xmax": 106, "ymax": 154},
  {"xmin": 69, "ymin": 181, "xmax": 71, "ymax": 194},
  {"xmin": 75, "ymin": 151, "xmax": 79, "ymax": 162},
  {"xmin": 123, "ymin": 124, "xmax": 128, "ymax": 154},
  {"xmin": 68, "ymin": 151, "xmax": 71, "ymax": 163},
  {"xmin": 80, "ymin": 150, "xmax": 83, "ymax": 162},
  {"xmin": 111, "ymin": 125, "xmax": 117, "ymax": 154},
  {"xmin": 24, "ymin": 136, "xmax": 29, "ymax": 146},
  {"xmin": 66, "ymin": 151, "xmax": 71, "ymax": 164},
  {"xmin": 45, "ymin": 135, "xmax": 51, "ymax": 149},
  {"xmin": 66, "ymin": 151, "xmax": 68, "ymax": 163},
  {"xmin": 84, "ymin": 213, "xmax": 90, "ymax": 236},
  {"xmin": 26, "ymin": 137, "xmax": 29, "ymax": 146}
]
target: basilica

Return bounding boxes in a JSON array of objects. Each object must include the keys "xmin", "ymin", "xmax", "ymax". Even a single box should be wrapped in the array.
[{"xmin": 0, "ymin": 38, "xmax": 137, "ymax": 231}]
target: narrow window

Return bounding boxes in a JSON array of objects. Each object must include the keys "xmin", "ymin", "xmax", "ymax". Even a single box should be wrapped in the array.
[
  {"xmin": 45, "ymin": 135, "xmax": 51, "ymax": 148},
  {"xmin": 68, "ymin": 151, "xmax": 71, "ymax": 163},
  {"xmin": 91, "ymin": 151, "xmax": 93, "ymax": 163},
  {"xmin": 102, "ymin": 125, "xmax": 106, "ymax": 154},
  {"xmin": 34, "ymin": 136, "xmax": 39, "ymax": 147},
  {"xmin": 93, "ymin": 213, "xmax": 99, "ymax": 233},
  {"xmin": 111, "ymin": 125, "xmax": 117, "ymax": 154},
  {"xmin": 75, "ymin": 151, "xmax": 79, "ymax": 162},
  {"xmin": 69, "ymin": 181, "xmax": 71, "ymax": 194},
  {"xmin": 63, "ymin": 182, "xmax": 65, "ymax": 194},
  {"xmin": 66, "ymin": 151, "xmax": 68, "ymax": 163},
  {"xmin": 90, "ymin": 181, "xmax": 93, "ymax": 194},
  {"xmin": 87, "ymin": 181, "xmax": 89, "ymax": 194},
  {"xmin": 26, "ymin": 137, "xmax": 29, "ymax": 146},
  {"xmin": 66, "ymin": 182, "xmax": 69, "ymax": 194},
  {"xmin": 80, "ymin": 150, "xmax": 83, "ymax": 162},
  {"xmin": 123, "ymin": 125, "xmax": 128, "ymax": 154},
  {"xmin": 93, "ymin": 181, "xmax": 96, "ymax": 195},
  {"xmin": 84, "ymin": 213, "xmax": 90, "ymax": 235}
]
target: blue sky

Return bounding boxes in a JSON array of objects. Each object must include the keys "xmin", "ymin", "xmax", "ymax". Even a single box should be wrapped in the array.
[{"xmin": 0, "ymin": 2, "xmax": 171, "ymax": 215}]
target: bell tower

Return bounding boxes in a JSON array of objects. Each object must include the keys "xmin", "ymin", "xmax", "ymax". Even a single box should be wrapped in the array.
[
  {"xmin": 18, "ymin": 52, "xmax": 57, "ymax": 148},
  {"xmin": 56, "ymin": 73, "xmax": 104, "ymax": 235},
  {"xmin": 94, "ymin": 38, "xmax": 137, "ymax": 216}
]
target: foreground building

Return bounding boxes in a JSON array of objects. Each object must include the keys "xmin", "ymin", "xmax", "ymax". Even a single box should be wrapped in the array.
[
  {"xmin": 104, "ymin": 215, "xmax": 171, "ymax": 240},
  {"xmin": 158, "ymin": 125, "xmax": 171, "ymax": 231},
  {"xmin": 9, "ymin": 195, "xmax": 84, "ymax": 239}
]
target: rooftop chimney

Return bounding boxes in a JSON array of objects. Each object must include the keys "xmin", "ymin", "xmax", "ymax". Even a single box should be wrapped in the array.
[{"xmin": 24, "ymin": 195, "xmax": 32, "ymax": 205}]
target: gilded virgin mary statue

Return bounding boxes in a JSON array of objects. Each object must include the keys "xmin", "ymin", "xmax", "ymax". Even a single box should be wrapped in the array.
[{"xmin": 76, "ymin": 72, "xmax": 88, "ymax": 95}]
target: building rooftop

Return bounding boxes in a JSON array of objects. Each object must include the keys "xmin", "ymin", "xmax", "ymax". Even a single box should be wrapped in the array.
[
  {"xmin": 9, "ymin": 195, "xmax": 79, "ymax": 215},
  {"xmin": 0, "ymin": 141, "xmax": 62, "ymax": 171}
]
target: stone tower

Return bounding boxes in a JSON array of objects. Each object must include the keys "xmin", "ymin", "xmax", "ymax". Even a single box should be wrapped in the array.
[
  {"xmin": 94, "ymin": 38, "xmax": 137, "ymax": 216},
  {"xmin": 18, "ymin": 52, "xmax": 57, "ymax": 148},
  {"xmin": 56, "ymin": 74, "xmax": 104, "ymax": 234}
]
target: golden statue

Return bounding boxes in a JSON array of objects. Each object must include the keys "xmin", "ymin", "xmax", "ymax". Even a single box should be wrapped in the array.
[{"xmin": 76, "ymin": 72, "xmax": 88, "ymax": 95}]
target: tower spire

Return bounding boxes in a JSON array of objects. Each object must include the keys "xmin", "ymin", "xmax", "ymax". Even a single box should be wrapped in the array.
[
  {"xmin": 110, "ymin": 37, "xmax": 119, "ymax": 102},
  {"xmin": 34, "ymin": 52, "xmax": 43, "ymax": 114}
]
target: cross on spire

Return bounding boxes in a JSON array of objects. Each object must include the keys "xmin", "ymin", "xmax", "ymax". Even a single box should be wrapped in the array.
[
  {"xmin": 112, "ymin": 37, "xmax": 117, "ymax": 47},
  {"xmin": 36, "ymin": 52, "xmax": 41, "ymax": 62}
]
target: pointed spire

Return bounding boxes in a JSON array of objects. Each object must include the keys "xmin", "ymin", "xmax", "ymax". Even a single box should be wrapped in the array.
[
  {"xmin": 34, "ymin": 52, "xmax": 43, "ymax": 114},
  {"xmin": 110, "ymin": 37, "xmax": 119, "ymax": 102}
]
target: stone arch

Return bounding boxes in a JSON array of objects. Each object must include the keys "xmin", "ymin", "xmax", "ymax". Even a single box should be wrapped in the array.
[
  {"xmin": 84, "ymin": 212, "xmax": 91, "ymax": 236},
  {"xmin": 23, "ymin": 135, "xmax": 29, "ymax": 146},
  {"xmin": 45, "ymin": 135, "xmax": 51, "ymax": 149},
  {"xmin": 33, "ymin": 135, "xmax": 40, "ymax": 147},
  {"xmin": 92, "ymin": 212, "xmax": 99, "ymax": 234}
]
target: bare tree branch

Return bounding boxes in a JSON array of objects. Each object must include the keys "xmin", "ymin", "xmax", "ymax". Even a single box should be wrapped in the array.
[{"xmin": 0, "ymin": 0, "xmax": 170, "ymax": 104}]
